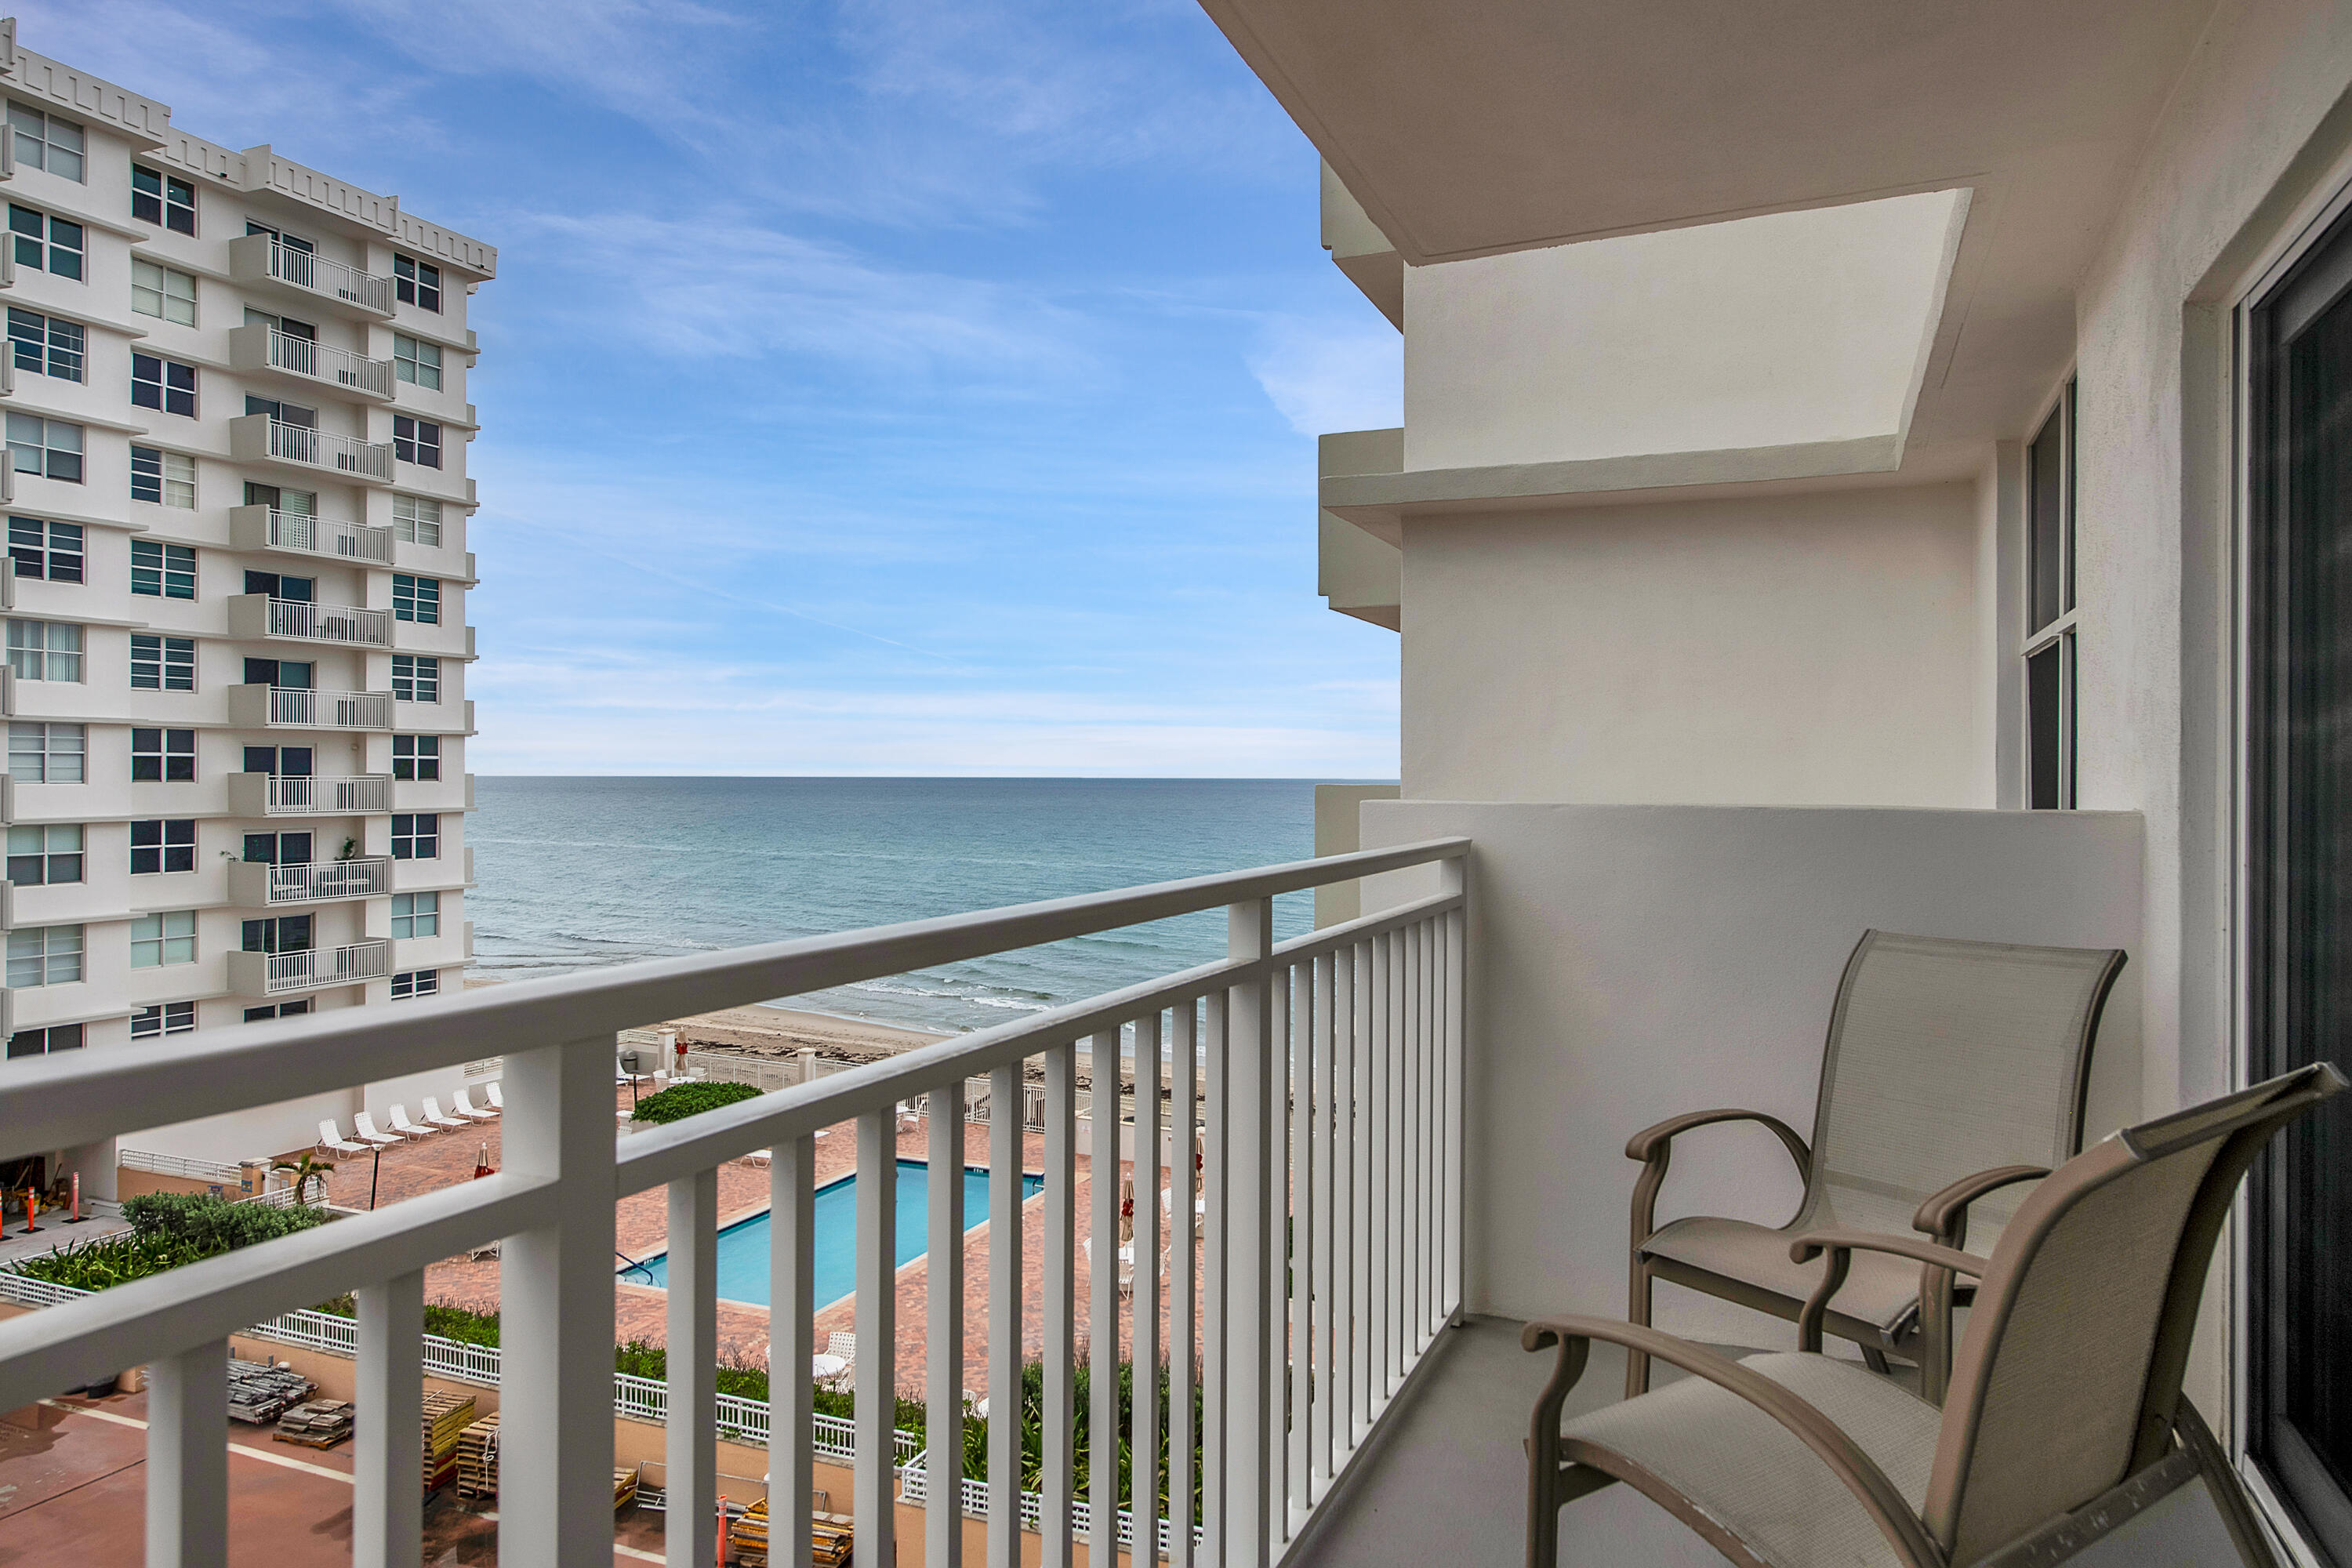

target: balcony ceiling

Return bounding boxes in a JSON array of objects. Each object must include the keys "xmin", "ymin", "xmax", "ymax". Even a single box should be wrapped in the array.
[{"xmin": 1200, "ymin": 0, "xmax": 2220, "ymax": 442}]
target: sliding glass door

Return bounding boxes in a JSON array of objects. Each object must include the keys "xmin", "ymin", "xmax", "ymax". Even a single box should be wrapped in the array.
[{"xmin": 2248, "ymin": 201, "xmax": 2352, "ymax": 1564}]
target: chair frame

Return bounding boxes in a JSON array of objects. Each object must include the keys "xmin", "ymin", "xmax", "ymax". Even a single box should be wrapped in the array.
[
  {"xmin": 1625, "ymin": 931, "xmax": 2125, "ymax": 1402},
  {"xmin": 1530, "ymin": 1064, "xmax": 2341, "ymax": 1568}
]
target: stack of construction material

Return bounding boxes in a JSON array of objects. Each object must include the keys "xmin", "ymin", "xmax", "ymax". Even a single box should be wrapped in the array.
[
  {"xmin": 730, "ymin": 1498, "xmax": 767, "ymax": 1567},
  {"xmin": 421, "ymin": 1391, "xmax": 476, "ymax": 1494},
  {"xmin": 728, "ymin": 1502, "xmax": 851, "ymax": 1568},
  {"xmin": 274, "ymin": 1400, "xmax": 355, "ymax": 1447},
  {"xmin": 226, "ymin": 1359, "xmax": 314, "ymax": 1425},
  {"xmin": 614, "ymin": 1464, "xmax": 641, "ymax": 1512},
  {"xmin": 455, "ymin": 1412, "xmax": 499, "ymax": 1500}
]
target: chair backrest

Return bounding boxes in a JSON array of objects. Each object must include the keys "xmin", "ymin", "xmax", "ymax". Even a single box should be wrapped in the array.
[
  {"xmin": 1803, "ymin": 931, "xmax": 2126, "ymax": 1248},
  {"xmin": 486, "ymin": 1083, "xmax": 503, "ymax": 1107},
  {"xmin": 354, "ymin": 1112, "xmax": 383, "ymax": 1137},
  {"xmin": 829, "ymin": 1330, "xmax": 856, "ymax": 1359},
  {"xmin": 456, "ymin": 1089, "xmax": 481, "ymax": 1114},
  {"xmin": 389, "ymin": 1103, "xmax": 412, "ymax": 1127},
  {"xmin": 319, "ymin": 1120, "xmax": 341, "ymax": 1144},
  {"xmin": 427, "ymin": 1097, "xmax": 451, "ymax": 1120},
  {"xmin": 1925, "ymin": 1062, "xmax": 2344, "ymax": 1563}
]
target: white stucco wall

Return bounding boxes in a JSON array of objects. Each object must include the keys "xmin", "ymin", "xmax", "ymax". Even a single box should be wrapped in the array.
[
  {"xmin": 1358, "ymin": 800, "xmax": 2144, "ymax": 1341},
  {"xmin": 1399, "ymin": 484, "xmax": 1987, "ymax": 805},
  {"xmin": 1401, "ymin": 190, "xmax": 1966, "ymax": 472}
]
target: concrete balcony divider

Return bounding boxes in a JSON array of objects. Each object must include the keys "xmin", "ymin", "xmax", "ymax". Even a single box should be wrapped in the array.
[{"xmin": 227, "ymin": 856, "xmax": 393, "ymax": 907}]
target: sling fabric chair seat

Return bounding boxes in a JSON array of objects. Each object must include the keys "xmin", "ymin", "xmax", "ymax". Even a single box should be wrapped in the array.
[{"xmin": 1626, "ymin": 929, "xmax": 2127, "ymax": 1399}]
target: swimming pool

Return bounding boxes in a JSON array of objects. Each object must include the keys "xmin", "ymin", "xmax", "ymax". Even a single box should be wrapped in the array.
[{"xmin": 622, "ymin": 1159, "xmax": 1043, "ymax": 1308}]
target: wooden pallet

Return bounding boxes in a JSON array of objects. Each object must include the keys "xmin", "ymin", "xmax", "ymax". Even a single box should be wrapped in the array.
[
  {"xmin": 273, "ymin": 1399, "xmax": 354, "ymax": 1449},
  {"xmin": 615, "ymin": 1465, "xmax": 641, "ymax": 1513},
  {"xmin": 730, "ymin": 1501, "xmax": 851, "ymax": 1567},
  {"xmin": 422, "ymin": 1391, "xmax": 477, "ymax": 1494},
  {"xmin": 455, "ymin": 1412, "xmax": 499, "ymax": 1499}
]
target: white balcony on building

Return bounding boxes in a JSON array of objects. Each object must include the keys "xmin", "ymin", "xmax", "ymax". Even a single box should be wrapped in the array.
[
  {"xmin": 228, "ymin": 413, "xmax": 394, "ymax": 485},
  {"xmin": 227, "ymin": 771, "xmax": 394, "ymax": 816},
  {"xmin": 227, "ymin": 855, "xmax": 394, "ymax": 907},
  {"xmin": 227, "ymin": 503, "xmax": 397, "ymax": 566},
  {"xmin": 227, "ymin": 324, "xmax": 394, "ymax": 403},
  {"xmin": 223, "ymin": 938, "xmax": 394, "ymax": 998},
  {"xmin": 227, "ymin": 593, "xmax": 394, "ymax": 649},
  {"xmin": 226, "ymin": 233, "xmax": 395, "ymax": 319},
  {"xmin": 226, "ymin": 683, "xmax": 394, "ymax": 731}
]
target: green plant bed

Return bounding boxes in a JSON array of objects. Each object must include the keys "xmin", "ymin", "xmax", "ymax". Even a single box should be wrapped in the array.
[
  {"xmin": 7, "ymin": 1193, "xmax": 333, "ymax": 1293},
  {"xmin": 630, "ymin": 1080, "xmax": 762, "ymax": 1124}
]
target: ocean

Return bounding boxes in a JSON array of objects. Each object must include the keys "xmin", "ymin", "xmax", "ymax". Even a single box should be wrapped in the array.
[{"xmin": 466, "ymin": 777, "xmax": 1346, "ymax": 1036}]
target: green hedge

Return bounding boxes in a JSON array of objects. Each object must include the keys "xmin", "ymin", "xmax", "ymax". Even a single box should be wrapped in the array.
[
  {"xmin": 7, "ymin": 1192, "xmax": 333, "ymax": 1293},
  {"xmin": 629, "ymin": 1080, "xmax": 762, "ymax": 1124}
]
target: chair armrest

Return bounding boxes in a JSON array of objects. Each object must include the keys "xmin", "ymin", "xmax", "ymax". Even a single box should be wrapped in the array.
[
  {"xmin": 1624, "ymin": 1108, "xmax": 1813, "ymax": 1178},
  {"xmin": 1911, "ymin": 1164, "xmax": 2049, "ymax": 1249},
  {"xmin": 1521, "ymin": 1316, "xmax": 1945, "ymax": 1568},
  {"xmin": 1788, "ymin": 1228, "xmax": 1991, "ymax": 1355}
]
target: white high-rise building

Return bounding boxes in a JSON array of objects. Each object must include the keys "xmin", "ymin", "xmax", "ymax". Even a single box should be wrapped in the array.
[{"xmin": 0, "ymin": 22, "xmax": 493, "ymax": 1178}]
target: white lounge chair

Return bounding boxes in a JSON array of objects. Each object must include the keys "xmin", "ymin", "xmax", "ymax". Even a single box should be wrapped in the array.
[
  {"xmin": 419, "ymin": 1097, "xmax": 466, "ymax": 1131},
  {"xmin": 828, "ymin": 1331, "xmax": 856, "ymax": 1362},
  {"xmin": 317, "ymin": 1119, "xmax": 368, "ymax": 1156},
  {"xmin": 384, "ymin": 1104, "xmax": 435, "ymax": 1139},
  {"xmin": 349, "ymin": 1112, "xmax": 404, "ymax": 1148},
  {"xmin": 485, "ymin": 1083, "xmax": 504, "ymax": 1110},
  {"xmin": 745, "ymin": 1148, "xmax": 773, "ymax": 1167},
  {"xmin": 452, "ymin": 1088, "xmax": 496, "ymax": 1121}
]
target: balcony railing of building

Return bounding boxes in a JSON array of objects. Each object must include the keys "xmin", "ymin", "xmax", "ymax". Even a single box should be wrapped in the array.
[
  {"xmin": 228, "ymin": 938, "xmax": 394, "ymax": 996},
  {"xmin": 264, "ymin": 329, "xmax": 394, "ymax": 400},
  {"xmin": 262, "ymin": 240, "xmax": 394, "ymax": 316},
  {"xmin": 255, "ymin": 507, "xmax": 396, "ymax": 565},
  {"xmin": 0, "ymin": 837, "xmax": 1468, "ymax": 1568},
  {"xmin": 267, "ymin": 686, "xmax": 393, "ymax": 731},
  {"xmin": 267, "ymin": 596, "xmax": 393, "ymax": 648},
  {"xmin": 260, "ymin": 773, "xmax": 392, "ymax": 815},
  {"xmin": 231, "ymin": 855, "xmax": 394, "ymax": 906},
  {"xmin": 265, "ymin": 418, "xmax": 394, "ymax": 483}
]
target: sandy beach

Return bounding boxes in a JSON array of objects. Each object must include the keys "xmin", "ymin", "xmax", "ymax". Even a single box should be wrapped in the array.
[{"xmin": 656, "ymin": 1001, "xmax": 955, "ymax": 1060}]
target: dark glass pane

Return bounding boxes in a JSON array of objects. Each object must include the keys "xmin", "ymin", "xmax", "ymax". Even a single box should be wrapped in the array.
[
  {"xmin": 2027, "ymin": 643, "xmax": 2061, "ymax": 810},
  {"xmin": 2029, "ymin": 404, "xmax": 2064, "ymax": 633}
]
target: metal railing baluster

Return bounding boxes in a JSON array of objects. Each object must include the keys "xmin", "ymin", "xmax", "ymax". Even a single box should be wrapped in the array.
[
  {"xmin": 1202, "ymin": 988, "xmax": 1227, "ymax": 1557},
  {"xmin": 1170, "ymin": 1000, "xmax": 1200, "ymax": 1568},
  {"xmin": 1133, "ymin": 1009, "xmax": 1163, "ymax": 1563},
  {"xmin": 928, "ymin": 1081, "xmax": 966, "ymax": 1568},
  {"xmin": 987, "ymin": 1063, "xmax": 1024, "ymax": 1568},
  {"xmin": 771, "ymin": 1134, "xmax": 816, "ymax": 1568},
  {"xmin": 1225, "ymin": 895, "xmax": 1274, "ymax": 1568},
  {"xmin": 1044, "ymin": 1041, "xmax": 1079, "ymax": 1566},
  {"xmin": 854, "ymin": 1112, "xmax": 897, "ymax": 1568},
  {"xmin": 666, "ymin": 1170, "xmax": 718, "ymax": 1568},
  {"xmin": 1088, "ymin": 1029, "xmax": 1121, "ymax": 1565},
  {"xmin": 1289, "ymin": 960, "xmax": 1313, "ymax": 1526},
  {"xmin": 1312, "ymin": 949, "xmax": 1337, "ymax": 1496}
]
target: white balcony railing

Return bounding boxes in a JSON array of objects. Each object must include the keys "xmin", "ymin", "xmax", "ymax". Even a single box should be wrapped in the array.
[
  {"xmin": 266, "ymin": 418, "xmax": 394, "ymax": 483},
  {"xmin": 268, "ymin": 686, "xmax": 393, "ymax": 730},
  {"xmin": 0, "ymin": 838, "xmax": 1468, "ymax": 1568},
  {"xmin": 231, "ymin": 856, "xmax": 393, "ymax": 906},
  {"xmin": 265, "ymin": 328, "xmax": 394, "ymax": 399},
  {"xmin": 267, "ymin": 596, "xmax": 392, "ymax": 648},
  {"xmin": 252, "ymin": 938, "xmax": 394, "ymax": 995},
  {"xmin": 265, "ymin": 774, "xmax": 392, "ymax": 815},
  {"xmin": 263, "ymin": 239, "xmax": 394, "ymax": 316},
  {"xmin": 263, "ymin": 507, "xmax": 395, "ymax": 564}
]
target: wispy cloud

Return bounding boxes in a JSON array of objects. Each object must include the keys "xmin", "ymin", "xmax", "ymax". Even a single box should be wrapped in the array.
[{"xmin": 1247, "ymin": 315, "xmax": 1403, "ymax": 437}]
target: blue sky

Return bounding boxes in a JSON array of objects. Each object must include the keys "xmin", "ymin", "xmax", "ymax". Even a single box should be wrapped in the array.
[{"xmin": 19, "ymin": 0, "xmax": 1403, "ymax": 775}]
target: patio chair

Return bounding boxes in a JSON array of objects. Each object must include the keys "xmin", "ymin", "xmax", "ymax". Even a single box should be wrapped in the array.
[
  {"xmin": 419, "ymin": 1097, "xmax": 466, "ymax": 1131},
  {"xmin": 1624, "ymin": 930, "xmax": 2125, "ymax": 1402},
  {"xmin": 485, "ymin": 1082, "xmax": 504, "ymax": 1110},
  {"xmin": 384, "ymin": 1104, "xmax": 436, "ymax": 1139},
  {"xmin": 349, "ymin": 1112, "xmax": 404, "ymax": 1149},
  {"xmin": 744, "ymin": 1148, "xmax": 773, "ymax": 1167},
  {"xmin": 452, "ymin": 1088, "xmax": 497, "ymax": 1121},
  {"xmin": 1526, "ymin": 1062, "xmax": 2343, "ymax": 1568},
  {"xmin": 828, "ymin": 1331, "xmax": 856, "ymax": 1363},
  {"xmin": 317, "ymin": 1119, "xmax": 368, "ymax": 1157}
]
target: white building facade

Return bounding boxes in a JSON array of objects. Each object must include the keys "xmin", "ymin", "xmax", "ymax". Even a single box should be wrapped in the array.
[{"xmin": 0, "ymin": 21, "xmax": 491, "ymax": 1178}]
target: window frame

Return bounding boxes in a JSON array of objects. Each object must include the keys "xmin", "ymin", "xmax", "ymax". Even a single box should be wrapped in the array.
[
  {"xmin": 8, "ymin": 413, "xmax": 83, "ymax": 482},
  {"xmin": 9, "ymin": 720, "xmax": 83, "ymax": 782},
  {"xmin": 394, "ymin": 255, "xmax": 442, "ymax": 312},
  {"xmin": 391, "ymin": 813, "xmax": 439, "ymax": 861},
  {"xmin": 6, "ymin": 307, "xmax": 84, "ymax": 382},
  {"xmin": 8, "ymin": 103, "xmax": 85, "ymax": 182},
  {"xmin": 129, "ymin": 539, "xmax": 197, "ymax": 601},
  {"xmin": 2022, "ymin": 378, "xmax": 2080, "ymax": 810},
  {"xmin": 8, "ymin": 515, "xmax": 82, "ymax": 582},
  {"xmin": 131, "ymin": 726, "xmax": 195, "ymax": 782},
  {"xmin": 129, "ymin": 818, "xmax": 196, "ymax": 875},
  {"xmin": 130, "ymin": 909, "xmax": 198, "ymax": 969},
  {"xmin": 8, "ymin": 202, "xmax": 82, "ymax": 279},
  {"xmin": 7, "ymin": 1022, "xmax": 84, "ymax": 1056},
  {"xmin": 131, "ymin": 352, "xmax": 198, "ymax": 418},
  {"xmin": 130, "ymin": 163, "xmax": 196, "ymax": 234},
  {"xmin": 392, "ymin": 733, "xmax": 441, "ymax": 781},
  {"xmin": 6, "ymin": 821, "xmax": 82, "ymax": 885},
  {"xmin": 131, "ymin": 258, "xmax": 198, "ymax": 327},
  {"xmin": 129, "ymin": 633, "xmax": 195, "ymax": 692},
  {"xmin": 390, "ymin": 654, "xmax": 441, "ymax": 704},
  {"xmin": 393, "ymin": 415, "xmax": 443, "ymax": 469},
  {"xmin": 391, "ymin": 494, "xmax": 443, "ymax": 547},
  {"xmin": 129, "ymin": 444, "xmax": 196, "ymax": 508},
  {"xmin": 390, "ymin": 890, "xmax": 441, "ymax": 940},
  {"xmin": 393, "ymin": 574, "xmax": 441, "ymax": 624},
  {"xmin": 6, "ymin": 922, "xmax": 82, "ymax": 987},
  {"xmin": 393, "ymin": 332, "xmax": 443, "ymax": 390},
  {"xmin": 6, "ymin": 617, "xmax": 82, "ymax": 681},
  {"xmin": 130, "ymin": 1000, "xmax": 197, "ymax": 1040},
  {"xmin": 390, "ymin": 967, "xmax": 440, "ymax": 1000}
]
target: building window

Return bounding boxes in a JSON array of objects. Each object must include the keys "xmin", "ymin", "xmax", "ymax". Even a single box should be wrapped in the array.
[
  {"xmin": 394, "ymin": 255, "xmax": 441, "ymax": 312},
  {"xmin": 393, "ymin": 333, "xmax": 442, "ymax": 390},
  {"xmin": 391, "ymin": 890, "xmax": 440, "ymax": 939},
  {"xmin": 9, "ymin": 517, "xmax": 82, "ymax": 582},
  {"xmin": 9, "ymin": 721, "xmax": 82, "ymax": 782},
  {"xmin": 132, "ymin": 259, "xmax": 198, "ymax": 326},
  {"xmin": 129, "ymin": 818, "xmax": 195, "ymax": 874},
  {"xmin": 242, "ymin": 913, "xmax": 311, "ymax": 957},
  {"xmin": 8, "ymin": 103, "xmax": 84, "ymax": 181},
  {"xmin": 130, "ymin": 909, "xmax": 196, "ymax": 968},
  {"xmin": 6, "ymin": 619, "xmax": 82, "ymax": 681},
  {"xmin": 2024, "ymin": 379, "xmax": 2078, "ymax": 810},
  {"xmin": 392, "ymin": 494, "xmax": 442, "ymax": 548},
  {"xmin": 129, "ymin": 633, "xmax": 194, "ymax": 692},
  {"xmin": 391, "ymin": 655, "xmax": 439, "ymax": 703},
  {"xmin": 392, "ymin": 734, "xmax": 440, "ymax": 781},
  {"xmin": 8, "ymin": 204, "xmax": 81, "ymax": 278},
  {"xmin": 393, "ymin": 416, "xmax": 442, "ymax": 469},
  {"xmin": 131, "ymin": 163, "xmax": 195, "ymax": 234},
  {"xmin": 130, "ymin": 1000, "xmax": 196, "ymax": 1040},
  {"xmin": 391, "ymin": 968, "xmax": 440, "ymax": 1000},
  {"xmin": 8, "ymin": 414, "xmax": 82, "ymax": 481},
  {"xmin": 245, "ymin": 657, "xmax": 311, "ymax": 689},
  {"xmin": 7, "ymin": 923, "xmax": 82, "ymax": 987},
  {"xmin": 132, "ymin": 727, "xmax": 194, "ymax": 782},
  {"xmin": 391, "ymin": 813, "xmax": 438, "ymax": 860},
  {"xmin": 243, "ymin": 1000, "xmax": 313, "ymax": 1022},
  {"xmin": 131, "ymin": 353, "xmax": 198, "ymax": 417},
  {"xmin": 6, "ymin": 822, "xmax": 82, "ymax": 884},
  {"xmin": 130, "ymin": 445, "xmax": 196, "ymax": 508},
  {"xmin": 245, "ymin": 220, "xmax": 311, "ymax": 255},
  {"xmin": 6, "ymin": 1022, "xmax": 83, "ymax": 1056},
  {"xmin": 6, "ymin": 307, "xmax": 82, "ymax": 381},
  {"xmin": 393, "ymin": 574, "xmax": 441, "ymax": 624},
  {"xmin": 130, "ymin": 539, "xmax": 197, "ymax": 599}
]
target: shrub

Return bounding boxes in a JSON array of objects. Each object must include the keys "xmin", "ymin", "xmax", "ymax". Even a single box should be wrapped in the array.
[
  {"xmin": 10, "ymin": 1193, "xmax": 331, "ymax": 1293},
  {"xmin": 629, "ymin": 1080, "xmax": 761, "ymax": 1125}
]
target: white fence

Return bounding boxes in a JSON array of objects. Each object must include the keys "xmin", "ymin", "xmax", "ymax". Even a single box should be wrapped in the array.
[
  {"xmin": 267, "ymin": 597, "xmax": 393, "ymax": 649},
  {"xmin": 265, "ymin": 241, "xmax": 394, "ymax": 316},
  {"xmin": 265, "ymin": 507, "xmax": 394, "ymax": 564},
  {"xmin": 267, "ymin": 685, "xmax": 393, "ymax": 730},
  {"xmin": 263, "ymin": 857, "xmax": 394, "ymax": 903},
  {"xmin": 265, "ymin": 417, "xmax": 394, "ymax": 483},
  {"xmin": 267, "ymin": 774, "xmax": 394, "ymax": 815},
  {"xmin": 118, "ymin": 1149, "xmax": 243, "ymax": 1185},
  {"xmin": 266, "ymin": 329, "xmax": 394, "ymax": 399},
  {"xmin": 0, "ymin": 837, "xmax": 1468, "ymax": 1568}
]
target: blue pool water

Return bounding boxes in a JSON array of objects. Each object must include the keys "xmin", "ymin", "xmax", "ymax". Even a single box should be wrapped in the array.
[{"xmin": 625, "ymin": 1159, "xmax": 1042, "ymax": 1308}]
